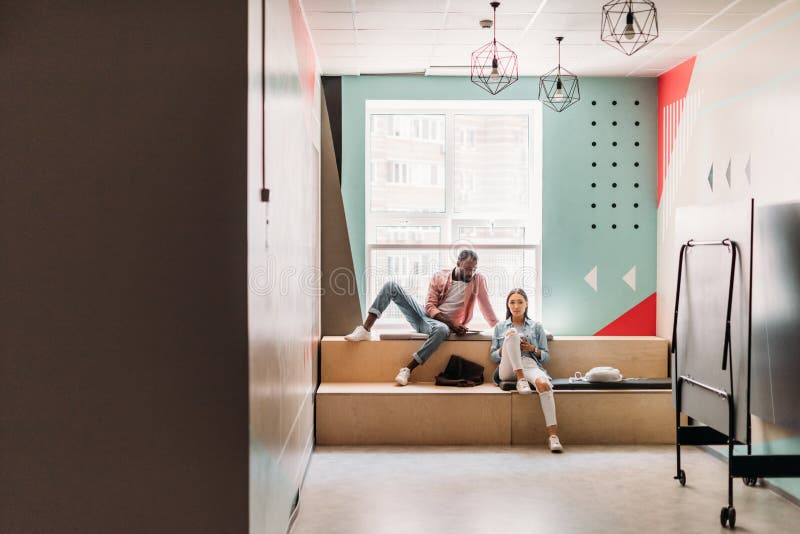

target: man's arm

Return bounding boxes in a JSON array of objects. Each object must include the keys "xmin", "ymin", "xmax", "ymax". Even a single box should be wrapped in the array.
[{"xmin": 433, "ymin": 312, "xmax": 467, "ymax": 335}]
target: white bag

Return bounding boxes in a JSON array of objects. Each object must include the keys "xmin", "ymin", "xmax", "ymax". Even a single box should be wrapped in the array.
[{"xmin": 570, "ymin": 366, "xmax": 623, "ymax": 383}]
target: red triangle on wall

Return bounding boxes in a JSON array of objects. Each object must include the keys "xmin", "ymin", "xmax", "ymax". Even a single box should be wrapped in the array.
[{"xmin": 594, "ymin": 293, "xmax": 656, "ymax": 336}]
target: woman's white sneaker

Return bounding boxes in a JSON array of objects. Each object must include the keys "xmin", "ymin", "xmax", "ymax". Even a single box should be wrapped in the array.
[
  {"xmin": 516, "ymin": 378, "xmax": 533, "ymax": 394},
  {"xmin": 395, "ymin": 367, "xmax": 411, "ymax": 386},
  {"xmin": 344, "ymin": 325, "xmax": 372, "ymax": 341},
  {"xmin": 548, "ymin": 435, "xmax": 563, "ymax": 453}
]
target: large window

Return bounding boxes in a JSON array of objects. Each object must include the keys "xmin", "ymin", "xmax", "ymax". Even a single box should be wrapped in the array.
[{"xmin": 365, "ymin": 100, "xmax": 542, "ymax": 330}]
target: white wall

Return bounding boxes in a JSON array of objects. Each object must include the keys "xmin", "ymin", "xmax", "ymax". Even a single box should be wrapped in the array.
[{"xmin": 248, "ymin": 1, "xmax": 321, "ymax": 533}]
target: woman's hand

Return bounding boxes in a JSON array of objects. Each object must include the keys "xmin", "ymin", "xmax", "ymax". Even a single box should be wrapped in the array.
[{"xmin": 520, "ymin": 339, "xmax": 537, "ymax": 353}]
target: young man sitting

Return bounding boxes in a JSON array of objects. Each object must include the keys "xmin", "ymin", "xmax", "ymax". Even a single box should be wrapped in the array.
[{"xmin": 345, "ymin": 249, "xmax": 499, "ymax": 385}]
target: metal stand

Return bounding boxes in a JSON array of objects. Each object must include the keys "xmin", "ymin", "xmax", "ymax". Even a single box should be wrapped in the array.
[{"xmin": 672, "ymin": 238, "xmax": 800, "ymax": 528}]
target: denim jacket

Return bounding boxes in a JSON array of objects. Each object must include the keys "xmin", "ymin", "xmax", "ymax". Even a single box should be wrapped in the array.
[{"xmin": 490, "ymin": 317, "xmax": 550, "ymax": 371}]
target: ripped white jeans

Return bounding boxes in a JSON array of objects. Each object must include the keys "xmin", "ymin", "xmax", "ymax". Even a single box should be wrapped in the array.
[{"xmin": 498, "ymin": 332, "xmax": 557, "ymax": 427}]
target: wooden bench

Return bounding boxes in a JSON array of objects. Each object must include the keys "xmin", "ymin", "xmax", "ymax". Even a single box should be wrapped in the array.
[{"xmin": 316, "ymin": 336, "xmax": 675, "ymax": 446}]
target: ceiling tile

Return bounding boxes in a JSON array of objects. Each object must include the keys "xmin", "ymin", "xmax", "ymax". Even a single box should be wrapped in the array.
[
  {"xmin": 657, "ymin": 12, "xmax": 715, "ymax": 31},
  {"xmin": 444, "ymin": 12, "xmax": 533, "ymax": 30},
  {"xmin": 678, "ymin": 30, "xmax": 729, "ymax": 49},
  {"xmin": 640, "ymin": 0, "xmax": 730, "ymax": 13},
  {"xmin": 728, "ymin": 0, "xmax": 786, "ymax": 13},
  {"xmin": 451, "ymin": 0, "xmax": 544, "ymax": 12},
  {"xmin": 355, "ymin": 0, "xmax": 448, "ymax": 12},
  {"xmin": 702, "ymin": 12, "xmax": 766, "ymax": 30},
  {"xmin": 311, "ymin": 29, "xmax": 356, "ymax": 44},
  {"xmin": 432, "ymin": 44, "xmax": 472, "ymax": 56},
  {"xmin": 355, "ymin": 12, "xmax": 444, "ymax": 29},
  {"xmin": 437, "ymin": 28, "xmax": 521, "ymax": 44},
  {"xmin": 301, "ymin": 0, "xmax": 352, "ymax": 11},
  {"xmin": 315, "ymin": 44, "xmax": 358, "ymax": 56},
  {"xmin": 531, "ymin": 12, "xmax": 601, "ymax": 31},
  {"xmin": 358, "ymin": 44, "xmax": 434, "ymax": 57},
  {"xmin": 305, "ymin": 12, "xmax": 354, "ymax": 29},
  {"xmin": 520, "ymin": 30, "xmax": 601, "ymax": 46},
  {"xmin": 357, "ymin": 29, "xmax": 438, "ymax": 44}
]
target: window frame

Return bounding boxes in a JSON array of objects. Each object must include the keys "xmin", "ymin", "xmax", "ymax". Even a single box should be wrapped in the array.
[{"xmin": 364, "ymin": 100, "xmax": 543, "ymax": 326}]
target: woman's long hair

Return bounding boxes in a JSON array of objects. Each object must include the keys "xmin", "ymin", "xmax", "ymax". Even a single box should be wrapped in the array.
[{"xmin": 505, "ymin": 288, "xmax": 529, "ymax": 320}]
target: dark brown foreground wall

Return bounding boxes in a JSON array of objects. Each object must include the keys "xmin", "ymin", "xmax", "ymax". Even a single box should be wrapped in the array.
[{"xmin": 0, "ymin": 2, "xmax": 248, "ymax": 533}]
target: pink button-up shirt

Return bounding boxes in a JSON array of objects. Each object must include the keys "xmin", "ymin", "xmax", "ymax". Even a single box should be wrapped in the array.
[{"xmin": 424, "ymin": 269, "xmax": 499, "ymax": 327}]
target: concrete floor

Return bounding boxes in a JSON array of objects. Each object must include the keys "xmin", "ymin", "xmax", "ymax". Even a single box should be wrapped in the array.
[{"xmin": 291, "ymin": 445, "xmax": 800, "ymax": 534}]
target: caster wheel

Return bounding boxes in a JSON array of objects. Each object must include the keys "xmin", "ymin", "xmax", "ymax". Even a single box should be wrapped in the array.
[
  {"xmin": 678, "ymin": 469, "xmax": 686, "ymax": 486},
  {"xmin": 743, "ymin": 476, "xmax": 757, "ymax": 487},
  {"xmin": 720, "ymin": 506, "xmax": 736, "ymax": 528}
]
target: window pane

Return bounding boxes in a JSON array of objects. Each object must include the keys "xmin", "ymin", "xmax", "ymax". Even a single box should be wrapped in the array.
[
  {"xmin": 376, "ymin": 226, "xmax": 441, "ymax": 244},
  {"xmin": 470, "ymin": 248, "xmax": 538, "ymax": 327},
  {"xmin": 454, "ymin": 115, "xmax": 529, "ymax": 215},
  {"xmin": 457, "ymin": 225, "xmax": 525, "ymax": 244},
  {"xmin": 368, "ymin": 248, "xmax": 447, "ymax": 322},
  {"xmin": 370, "ymin": 115, "xmax": 445, "ymax": 213}
]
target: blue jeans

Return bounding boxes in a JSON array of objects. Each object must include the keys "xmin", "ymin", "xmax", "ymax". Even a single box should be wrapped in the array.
[{"xmin": 368, "ymin": 281, "xmax": 450, "ymax": 365}]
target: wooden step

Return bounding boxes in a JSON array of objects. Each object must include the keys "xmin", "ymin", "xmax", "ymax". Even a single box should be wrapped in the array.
[
  {"xmin": 321, "ymin": 336, "xmax": 669, "ymax": 382},
  {"xmin": 315, "ymin": 383, "xmax": 675, "ymax": 446},
  {"xmin": 316, "ymin": 383, "xmax": 510, "ymax": 446},
  {"xmin": 511, "ymin": 390, "xmax": 675, "ymax": 445}
]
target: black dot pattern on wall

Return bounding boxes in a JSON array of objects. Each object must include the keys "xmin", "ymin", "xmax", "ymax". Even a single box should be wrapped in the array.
[{"xmin": 586, "ymin": 95, "xmax": 646, "ymax": 228}]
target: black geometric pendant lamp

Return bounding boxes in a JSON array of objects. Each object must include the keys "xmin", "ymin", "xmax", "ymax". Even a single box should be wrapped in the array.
[
  {"xmin": 539, "ymin": 37, "xmax": 580, "ymax": 112},
  {"xmin": 601, "ymin": 0, "xmax": 659, "ymax": 56},
  {"xmin": 470, "ymin": 1, "xmax": 518, "ymax": 95}
]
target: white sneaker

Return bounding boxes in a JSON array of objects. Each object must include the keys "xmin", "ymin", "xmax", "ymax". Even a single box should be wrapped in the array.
[
  {"xmin": 395, "ymin": 367, "xmax": 411, "ymax": 386},
  {"xmin": 516, "ymin": 378, "xmax": 533, "ymax": 394},
  {"xmin": 548, "ymin": 435, "xmax": 563, "ymax": 453},
  {"xmin": 344, "ymin": 325, "xmax": 372, "ymax": 341}
]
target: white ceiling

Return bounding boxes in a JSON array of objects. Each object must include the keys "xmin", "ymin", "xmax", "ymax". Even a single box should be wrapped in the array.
[{"xmin": 301, "ymin": 0, "xmax": 786, "ymax": 77}]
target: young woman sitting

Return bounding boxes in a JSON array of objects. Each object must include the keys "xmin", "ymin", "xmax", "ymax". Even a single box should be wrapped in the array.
[{"xmin": 490, "ymin": 288, "xmax": 563, "ymax": 452}]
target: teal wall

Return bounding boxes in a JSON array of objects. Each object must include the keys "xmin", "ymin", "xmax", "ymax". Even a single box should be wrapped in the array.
[{"xmin": 342, "ymin": 76, "xmax": 657, "ymax": 335}]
